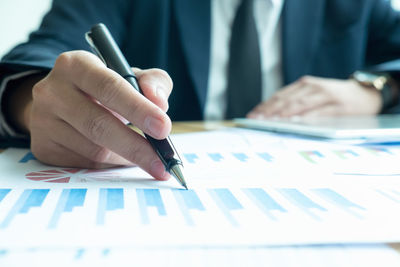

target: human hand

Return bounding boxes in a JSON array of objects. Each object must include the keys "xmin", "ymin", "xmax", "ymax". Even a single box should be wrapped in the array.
[
  {"xmin": 247, "ymin": 76, "xmax": 382, "ymax": 119},
  {"xmin": 25, "ymin": 50, "xmax": 173, "ymax": 180}
]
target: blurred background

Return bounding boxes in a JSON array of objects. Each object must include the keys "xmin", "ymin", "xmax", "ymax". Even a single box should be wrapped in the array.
[{"xmin": 0, "ymin": 0, "xmax": 400, "ymax": 58}]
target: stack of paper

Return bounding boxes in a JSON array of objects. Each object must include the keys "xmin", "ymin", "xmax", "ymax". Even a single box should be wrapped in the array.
[{"xmin": 0, "ymin": 128, "xmax": 400, "ymax": 265}]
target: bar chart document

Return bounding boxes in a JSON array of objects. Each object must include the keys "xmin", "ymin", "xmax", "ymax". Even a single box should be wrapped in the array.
[{"xmin": 1, "ymin": 129, "xmax": 400, "ymax": 247}]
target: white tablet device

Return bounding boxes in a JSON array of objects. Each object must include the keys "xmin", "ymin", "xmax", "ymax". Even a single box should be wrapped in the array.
[{"xmin": 234, "ymin": 115, "xmax": 400, "ymax": 139}]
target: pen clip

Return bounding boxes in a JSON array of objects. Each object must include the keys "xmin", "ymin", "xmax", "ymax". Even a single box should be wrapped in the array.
[
  {"xmin": 85, "ymin": 31, "xmax": 107, "ymax": 65},
  {"xmin": 168, "ymin": 136, "xmax": 184, "ymax": 167}
]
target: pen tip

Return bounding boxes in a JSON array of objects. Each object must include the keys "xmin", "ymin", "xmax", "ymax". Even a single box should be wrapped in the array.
[{"xmin": 170, "ymin": 164, "xmax": 188, "ymax": 190}]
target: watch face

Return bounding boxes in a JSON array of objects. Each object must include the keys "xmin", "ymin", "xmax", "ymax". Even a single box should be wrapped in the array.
[{"xmin": 353, "ymin": 71, "xmax": 388, "ymax": 91}]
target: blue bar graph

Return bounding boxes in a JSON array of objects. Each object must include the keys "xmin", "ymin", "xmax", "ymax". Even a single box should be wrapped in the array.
[
  {"xmin": 233, "ymin": 153, "xmax": 248, "ymax": 162},
  {"xmin": 367, "ymin": 147, "xmax": 394, "ymax": 156},
  {"xmin": 0, "ymin": 249, "xmax": 7, "ymax": 257},
  {"xmin": 19, "ymin": 151, "xmax": 36, "ymax": 163},
  {"xmin": 208, "ymin": 153, "xmax": 223, "ymax": 162},
  {"xmin": 257, "ymin": 153, "xmax": 273, "ymax": 162},
  {"xmin": 312, "ymin": 188, "xmax": 365, "ymax": 219},
  {"xmin": 97, "ymin": 188, "xmax": 124, "ymax": 225},
  {"xmin": 172, "ymin": 189, "xmax": 205, "ymax": 226},
  {"xmin": 0, "ymin": 189, "xmax": 11, "ymax": 203},
  {"xmin": 74, "ymin": 248, "xmax": 85, "ymax": 260},
  {"xmin": 278, "ymin": 188, "xmax": 326, "ymax": 220},
  {"xmin": 242, "ymin": 188, "xmax": 286, "ymax": 220},
  {"xmin": 0, "ymin": 189, "xmax": 49, "ymax": 228},
  {"xmin": 312, "ymin": 188, "xmax": 365, "ymax": 210},
  {"xmin": 376, "ymin": 189, "xmax": 400, "ymax": 203},
  {"xmin": 184, "ymin": 153, "xmax": 199, "ymax": 164},
  {"xmin": 347, "ymin": 150, "xmax": 359, "ymax": 157},
  {"xmin": 48, "ymin": 189, "xmax": 87, "ymax": 229},
  {"xmin": 208, "ymin": 189, "xmax": 243, "ymax": 227},
  {"xmin": 313, "ymin": 151, "xmax": 324, "ymax": 157},
  {"xmin": 136, "ymin": 189, "xmax": 166, "ymax": 224},
  {"xmin": 102, "ymin": 248, "xmax": 110, "ymax": 257}
]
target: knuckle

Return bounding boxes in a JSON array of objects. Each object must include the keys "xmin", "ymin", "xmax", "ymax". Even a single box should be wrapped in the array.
[
  {"xmin": 296, "ymin": 97, "xmax": 306, "ymax": 106},
  {"xmin": 54, "ymin": 52, "xmax": 75, "ymax": 70},
  {"xmin": 84, "ymin": 113, "xmax": 110, "ymax": 143},
  {"xmin": 327, "ymin": 89, "xmax": 335, "ymax": 99},
  {"xmin": 32, "ymin": 78, "xmax": 54, "ymax": 106},
  {"xmin": 88, "ymin": 146, "xmax": 112, "ymax": 163},
  {"xmin": 96, "ymin": 75, "xmax": 122, "ymax": 105},
  {"xmin": 321, "ymin": 86, "xmax": 334, "ymax": 98},
  {"xmin": 143, "ymin": 68, "xmax": 173, "ymax": 91},
  {"xmin": 125, "ymin": 143, "xmax": 144, "ymax": 166},
  {"xmin": 54, "ymin": 50, "xmax": 94, "ymax": 76},
  {"xmin": 299, "ymin": 75, "xmax": 313, "ymax": 84},
  {"xmin": 126, "ymin": 98, "xmax": 148, "ymax": 124},
  {"xmin": 31, "ymin": 79, "xmax": 47, "ymax": 100},
  {"xmin": 271, "ymin": 94, "xmax": 282, "ymax": 102}
]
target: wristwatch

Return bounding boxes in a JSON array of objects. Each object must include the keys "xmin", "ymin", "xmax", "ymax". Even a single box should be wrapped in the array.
[{"xmin": 351, "ymin": 71, "xmax": 395, "ymax": 111}]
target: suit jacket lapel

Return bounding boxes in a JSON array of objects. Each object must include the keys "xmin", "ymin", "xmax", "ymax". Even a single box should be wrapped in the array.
[
  {"xmin": 282, "ymin": 0, "xmax": 326, "ymax": 84},
  {"xmin": 174, "ymin": 0, "xmax": 211, "ymax": 111}
]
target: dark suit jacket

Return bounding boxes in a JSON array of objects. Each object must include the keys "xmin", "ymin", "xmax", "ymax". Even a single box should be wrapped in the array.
[{"xmin": 1, "ymin": 0, "xmax": 400, "ymax": 121}]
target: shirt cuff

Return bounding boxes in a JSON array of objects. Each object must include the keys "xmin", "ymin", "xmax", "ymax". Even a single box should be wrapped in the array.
[{"xmin": 0, "ymin": 70, "xmax": 40, "ymax": 139}]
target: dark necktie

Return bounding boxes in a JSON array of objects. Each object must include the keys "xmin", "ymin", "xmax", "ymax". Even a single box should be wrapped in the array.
[{"xmin": 226, "ymin": 0, "xmax": 262, "ymax": 119}]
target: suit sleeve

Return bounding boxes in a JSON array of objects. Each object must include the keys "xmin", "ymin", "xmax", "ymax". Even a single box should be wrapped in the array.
[
  {"xmin": 0, "ymin": 0, "xmax": 132, "ymax": 142},
  {"xmin": 365, "ymin": 0, "xmax": 400, "ymax": 113},
  {"xmin": 366, "ymin": 0, "xmax": 400, "ymax": 70}
]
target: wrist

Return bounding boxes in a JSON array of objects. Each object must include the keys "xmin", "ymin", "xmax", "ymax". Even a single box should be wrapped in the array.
[{"xmin": 351, "ymin": 71, "xmax": 398, "ymax": 112}]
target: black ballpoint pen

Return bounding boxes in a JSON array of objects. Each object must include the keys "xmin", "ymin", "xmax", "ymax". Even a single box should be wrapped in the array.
[{"xmin": 85, "ymin": 23, "xmax": 187, "ymax": 189}]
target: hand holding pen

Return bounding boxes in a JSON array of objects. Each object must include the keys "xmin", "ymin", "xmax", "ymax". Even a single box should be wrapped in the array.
[{"xmin": 24, "ymin": 25, "xmax": 183, "ymax": 185}]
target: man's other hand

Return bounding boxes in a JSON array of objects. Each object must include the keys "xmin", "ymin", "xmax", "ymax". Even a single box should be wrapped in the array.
[{"xmin": 247, "ymin": 76, "xmax": 382, "ymax": 119}]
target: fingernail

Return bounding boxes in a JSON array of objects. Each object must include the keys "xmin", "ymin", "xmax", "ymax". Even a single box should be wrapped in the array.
[
  {"xmin": 156, "ymin": 86, "xmax": 169, "ymax": 110},
  {"xmin": 151, "ymin": 160, "xmax": 169, "ymax": 180},
  {"xmin": 255, "ymin": 113, "xmax": 265, "ymax": 120},
  {"xmin": 144, "ymin": 116, "xmax": 164, "ymax": 138},
  {"xmin": 249, "ymin": 113, "xmax": 264, "ymax": 120},
  {"xmin": 156, "ymin": 86, "xmax": 167, "ymax": 102}
]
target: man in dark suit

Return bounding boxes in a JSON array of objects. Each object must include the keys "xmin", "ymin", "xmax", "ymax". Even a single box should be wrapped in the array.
[{"xmin": 0, "ymin": 0, "xmax": 399, "ymax": 179}]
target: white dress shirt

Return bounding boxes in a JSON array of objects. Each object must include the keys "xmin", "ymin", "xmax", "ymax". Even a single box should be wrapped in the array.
[{"xmin": 205, "ymin": 0, "xmax": 284, "ymax": 120}]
